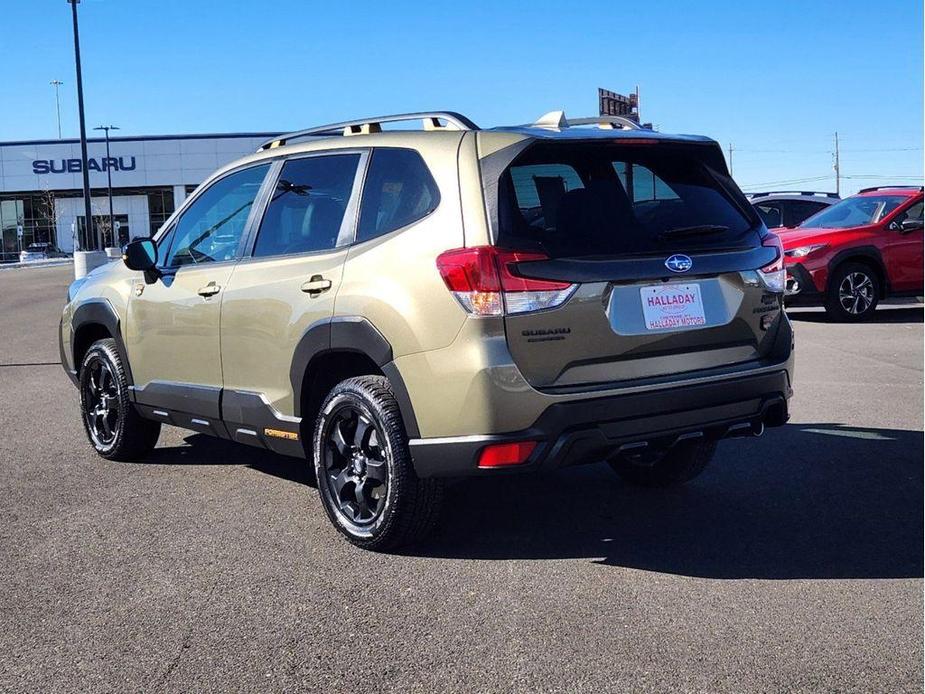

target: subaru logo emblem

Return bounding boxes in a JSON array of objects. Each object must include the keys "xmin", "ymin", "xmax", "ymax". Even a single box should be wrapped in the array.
[{"xmin": 665, "ymin": 254, "xmax": 693, "ymax": 273}]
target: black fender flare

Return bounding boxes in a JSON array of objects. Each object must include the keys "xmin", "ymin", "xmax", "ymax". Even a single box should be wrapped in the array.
[
  {"xmin": 827, "ymin": 246, "xmax": 889, "ymax": 293},
  {"xmin": 71, "ymin": 299, "xmax": 134, "ymax": 386},
  {"xmin": 289, "ymin": 316, "xmax": 420, "ymax": 438}
]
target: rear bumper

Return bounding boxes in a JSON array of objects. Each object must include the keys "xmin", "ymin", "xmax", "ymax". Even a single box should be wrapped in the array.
[{"xmin": 410, "ymin": 368, "xmax": 792, "ymax": 478}]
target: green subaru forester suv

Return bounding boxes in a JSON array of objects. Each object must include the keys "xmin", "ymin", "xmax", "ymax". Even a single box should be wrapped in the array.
[{"xmin": 61, "ymin": 110, "xmax": 793, "ymax": 550}]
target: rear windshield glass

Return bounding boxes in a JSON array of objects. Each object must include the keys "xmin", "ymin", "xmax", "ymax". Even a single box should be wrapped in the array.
[{"xmin": 496, "ymin": 143, "xmax": 758, "ymax": 258}]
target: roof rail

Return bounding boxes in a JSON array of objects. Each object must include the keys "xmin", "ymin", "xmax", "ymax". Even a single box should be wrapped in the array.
[
  {"xmin": 858, "ymin": 185, "xmax": 924, "ymax": 194},
  {"xmin": 746, "ymin": 191, "xmax": 840, "ymax": 199},
  {"xmin": 258, "ymin": 111, "xmax": 479, "ymax": 151},
  {"xmin": 530, "ymin": 110, "xmax": 643, "ymax": 131}
]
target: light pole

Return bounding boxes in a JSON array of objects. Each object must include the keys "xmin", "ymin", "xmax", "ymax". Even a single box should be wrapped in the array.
[
  {"xmin": 67, "ymin": 0, "xmax": 95, "ymax": 252},
  {"xmin": 94, "ymin": 125, "xmax": 119, "ymax": 247},
  {"xmin": 50, "ymin": 80, "xmax": 64, "ymax": 139}
]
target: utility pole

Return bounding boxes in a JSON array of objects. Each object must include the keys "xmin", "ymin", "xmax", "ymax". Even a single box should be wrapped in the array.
[
  {"xmin": 50, "ymin": 80, "xmax": 64, "ymax": 139},
  {"xmin": 833, "ymin": 131, "xmax": 841, "ymax": 196},
  {"xmin": 94, "ymin": 125, "xmax": 119, "ymax": 247},
  {"xmin": 728, "ymin": 143, "xmax": 734, "ymax": 176},
  {"xmin": 67, "ymin": 0, "xmax": 95, "ymax": 251}
]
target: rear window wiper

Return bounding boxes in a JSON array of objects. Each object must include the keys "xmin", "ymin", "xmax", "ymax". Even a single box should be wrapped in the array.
[{"xmin": 658, "ymin": 224, "xmax": 729, "ymax": 240}]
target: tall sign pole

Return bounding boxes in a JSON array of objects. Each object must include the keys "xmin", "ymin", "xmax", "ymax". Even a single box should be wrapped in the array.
[
  {"xmin": 833, "ymin": 131, "xmax": 841, "ymax": 197},
  {"xmin": 50, "ymin": 80, "xmax": 64, "ymax": 139},
  {"xmin": 68, "ymin": 0, "xmax": 95, "ymax": 251}
]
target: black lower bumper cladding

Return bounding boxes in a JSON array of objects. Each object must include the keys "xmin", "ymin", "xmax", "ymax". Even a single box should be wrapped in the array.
[{"xmin": 411, "ymin": 369, "xmax": 792, "ymax": 478}]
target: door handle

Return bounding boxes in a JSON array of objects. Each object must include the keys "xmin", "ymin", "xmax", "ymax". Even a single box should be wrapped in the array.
[
  {"xmin": 197, "ymin": 281, "xmax": 221, "ymax": 298},
  {"xmin": 301, "ymin": 275, "xmax": 333, "ymax": 294}
]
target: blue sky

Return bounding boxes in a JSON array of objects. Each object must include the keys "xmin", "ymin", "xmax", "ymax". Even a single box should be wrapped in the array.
[{"xmin": 1, "ymin": 0, "xmax": 922, "ymax": 195}]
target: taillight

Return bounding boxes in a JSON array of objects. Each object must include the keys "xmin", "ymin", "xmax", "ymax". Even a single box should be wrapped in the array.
[
  {"xmin": 759, "ymin": 232, "xmax": 785, "ymax": 293},
  {"xmin": 477, "ymin": 440, "xmax": 537, "ymax": 468},
  {"xmin": 436, "ymin": 246, "xmax": 576, "ymax": 316}
]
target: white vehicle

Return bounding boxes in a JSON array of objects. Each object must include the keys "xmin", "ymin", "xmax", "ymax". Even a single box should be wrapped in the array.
[
  {"xmin": 748, "ymin": 191, "xmax": 840, "ymax": 230},
  {"xmin": 19, "ymin": 242, "xmax": 69, "ymax": 263}
]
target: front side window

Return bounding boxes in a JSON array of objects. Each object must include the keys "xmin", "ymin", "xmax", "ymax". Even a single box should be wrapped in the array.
[
  {"xmin": 893, "ymin": 201, "xmax": 923, "ymax": 225},
  {"xmin": 357, "ymin": 149, "xmax": 440, "ymax": 242},
  {"xmin": 800, "ymin": 195, "xmax": 908, "ymax": 229},
  {"xmin": 164, "ymin": 164, "xmax": 270, "ymax": 267},
  {"xmin": 253, "ymin": 154, "xmax": 360, "ymax": 258}
]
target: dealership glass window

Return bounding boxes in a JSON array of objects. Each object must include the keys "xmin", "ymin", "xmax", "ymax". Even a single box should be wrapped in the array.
[
  {"xmin": 147, "ymin": 188, "xmax": 175, "ymax": 237},
  {"xmin": 77, "ymin": 215, "xmax": 129, "ymax": 248},
  {"xmin": 164, "ymin": 164, "xmax": 270, "ymax": 267},
  {"xmin": 0, "ymin": 195, "xmax": 59, "ymax": 261},
  {"xmin": 253, "ymin": 154, "xmax": 360, "ymax": 257}
]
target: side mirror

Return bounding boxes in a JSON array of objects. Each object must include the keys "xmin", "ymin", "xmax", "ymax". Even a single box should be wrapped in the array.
[
  {"xmin": 901, "ymin": 219, "xmax": 924, "ymax": 233},
  {"xmin": 122, "ymin": 238, "xmax": 160, "ymax": 281}
]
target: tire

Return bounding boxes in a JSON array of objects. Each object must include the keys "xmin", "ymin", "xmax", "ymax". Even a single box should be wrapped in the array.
[
  {"xmin": 78, "ymin": 338, "xmax": 161, "ymax": 461},
  {"xmin": 824, "ymin": 262, "xmax": 880, "ymax": 322},
  {"xmin": 313, "ymin": 375, "xmax": 442, "ymax": 551},
  {"xmin": 608, "ymin": 438, "xmax": 717, "ymax": 488}
]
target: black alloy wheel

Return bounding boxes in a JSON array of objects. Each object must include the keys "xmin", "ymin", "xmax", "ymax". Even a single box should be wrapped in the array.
[
  {"xmin": 313, "ymin": 376, "xmax": 443, "ymax": 550},
  {"xmin": 81, "ymin": 356, "xmax": 121, "ymax": 449},
  {"xmin": 320, "ymin": 405, "xmax": 389, "ymax": 528},
  {"xmin": 78, "ymin": 338, "xmax": 160, "ymax": 460}
]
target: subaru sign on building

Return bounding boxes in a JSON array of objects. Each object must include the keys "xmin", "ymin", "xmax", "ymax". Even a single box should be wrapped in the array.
[{"xmin": 0, "ymin": 132, "xmax": 276, "ymax": 260}]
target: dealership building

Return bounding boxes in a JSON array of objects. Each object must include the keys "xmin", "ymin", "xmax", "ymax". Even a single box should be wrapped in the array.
[{"xmin": 0, "ymin": 132, "xmax": 276, "ymax": 261}]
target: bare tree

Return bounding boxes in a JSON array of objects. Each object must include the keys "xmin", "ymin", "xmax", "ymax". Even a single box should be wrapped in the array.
[
  {"xmin": 90, "ymin": 200, "xmax": 114, "ymax": 249},
  {"xmin": 38, "ymin": 188, "xmax": 58, "ymax": 247}
]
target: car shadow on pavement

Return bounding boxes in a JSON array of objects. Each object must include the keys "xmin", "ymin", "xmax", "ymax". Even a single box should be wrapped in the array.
[
  {"xmin": 139, "ymin": 423, "xmax": 922, "ymax": 580},
  {"xmin": 787, "ymin": 306, "xmax": 922, "ymax": 324},
  {"xmin": 410, "ymin": 423, "xmax": 924, "ymax": 579},
  {"xmin": 141, "ymin": 434, "xmax": 316, "ymax": 486}
]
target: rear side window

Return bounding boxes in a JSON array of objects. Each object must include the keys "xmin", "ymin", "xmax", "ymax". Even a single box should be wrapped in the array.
[
  {"xmin": 755, "ymin": 202, "xmax": 784, "ymax": 228},
  {"xmin": 784, "ymin": 200, "xmax": 829, "ymax": 227},
  {"xmin": 253, "ymin": 154, "xmax": 360, "ymax": 257},
  {"xmin": 357, "ymin": 149, "xmax": 439, "ymax": 242},
  {"xmin": 496, "ymin": 143, "xmax": 757, "ymax": 258}
]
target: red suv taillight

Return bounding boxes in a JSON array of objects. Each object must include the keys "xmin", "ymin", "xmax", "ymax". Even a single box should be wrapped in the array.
[
  {"xmin": 759, "ymin": 232, "xmax": 785, "ymax": 293},
  {"xmin": 435, "ymin": 246, "xmax": 576, "ymax": 316}
]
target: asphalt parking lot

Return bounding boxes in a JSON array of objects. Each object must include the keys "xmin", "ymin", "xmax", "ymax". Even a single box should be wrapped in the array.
[{"xmin": 0, "ymin": 265, "xmax": 921, "ymax": 693}]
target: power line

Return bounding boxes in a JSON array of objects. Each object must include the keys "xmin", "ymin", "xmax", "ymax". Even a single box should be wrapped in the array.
[
  {"xmin": 841, "ymin": 174, "xmax": 924, "ymax": 179},
  {"xmin": 731, "ymin": 146, "xmax": 922, "ymax": 154},
  {"xmin": 739, "ymin": 175, "xmax": 831, "ymax": 189}
]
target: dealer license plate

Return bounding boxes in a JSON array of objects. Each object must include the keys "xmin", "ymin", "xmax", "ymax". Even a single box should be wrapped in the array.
[{"xmin": 640, "ymin": 283, "xmax": 706, "ymax": 331}]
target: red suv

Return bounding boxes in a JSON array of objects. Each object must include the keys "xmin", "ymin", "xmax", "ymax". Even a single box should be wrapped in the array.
[{"xmin": 780, "ymin": 186, "xmax": 923, "ymax": 320}]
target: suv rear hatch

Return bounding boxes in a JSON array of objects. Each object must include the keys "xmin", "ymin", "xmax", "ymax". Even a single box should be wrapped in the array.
[{"xmin": 479, "ymin": 137, "xmax": 783, "ymax": 391}]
